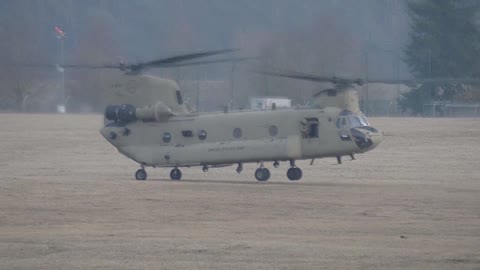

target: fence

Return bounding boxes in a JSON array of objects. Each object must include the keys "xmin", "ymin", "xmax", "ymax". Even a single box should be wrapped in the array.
[{"xmin": 423, "ymin": 102, "xmax": 480, "ymax": 117}]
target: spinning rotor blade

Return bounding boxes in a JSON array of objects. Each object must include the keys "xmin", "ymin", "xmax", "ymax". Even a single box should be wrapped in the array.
[
  {"xmin": 14, "ymin": 63, "xmax": 123, "ymax": 69},
  {"xmin": 167, "ymin": 56, "xmax": 259, "ymax": 67},
  {"xmin": 367, "ymin": 78, "xmax": 480, "ymax": 85},
  {"xmin": 15, "ymin": 49, "xmax": 239, "ymax": 74},
  {"xmin": 121, "ymin": 49, "xmax": 239, "ymax": 74},
  {"xmin": 144, "ymin": 49, "xmax": 237, "ymax": 67},
  {"xmin": 256, "ymin": 69, "xmax": 363, "ymax": 86},
  {"xmin": 258, "ymin": 69, "xmax": 480, "ymax": 87}
]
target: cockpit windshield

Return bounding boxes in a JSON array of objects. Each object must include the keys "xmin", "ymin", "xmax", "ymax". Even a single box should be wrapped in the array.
[{"xmin": 336, "ymin": 110, "xmax": 369, "ymax": 129}]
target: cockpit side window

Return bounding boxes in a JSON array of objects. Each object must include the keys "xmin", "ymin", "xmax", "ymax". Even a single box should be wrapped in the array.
[
  {"xmin": 348, "ymin": 116, "xmax": 362, "ymax": 127},
  {"xmin": 360, "ymin": 115, "xmax": 369, "ymax": 126},
  {"xmin": 336, "ymin": 110, "xmax": 369, "ymax": 129}
]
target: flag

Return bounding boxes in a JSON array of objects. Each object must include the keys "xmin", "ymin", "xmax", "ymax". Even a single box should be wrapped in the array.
[
  {"xmin": 54, "ymin": 26, "xmax": 65, "ymax": 37},
  {"xmin": 55, "ymin": 64, "xmax": 64, "ymax": 73}
]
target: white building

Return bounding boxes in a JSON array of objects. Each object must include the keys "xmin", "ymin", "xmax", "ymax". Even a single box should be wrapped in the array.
[{"xmin": 250, "ymin": 97, "xmax": 291, "ymax": 110}]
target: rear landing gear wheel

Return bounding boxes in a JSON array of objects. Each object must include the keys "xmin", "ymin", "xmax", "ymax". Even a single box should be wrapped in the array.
[
  {"xmin": 255, "ymin": 168, "xmax": 270, "ymax": 181},
  {"xmin": 287, "ymin": 167, "xmax": 302, "ymax": 181},
  {"xmin": 135, "ymin": 169, "xmax": 147, "ymax": 181},
  {"xmin": 170, "ymin": 168, "xmax": 182, "ymax": 180}
]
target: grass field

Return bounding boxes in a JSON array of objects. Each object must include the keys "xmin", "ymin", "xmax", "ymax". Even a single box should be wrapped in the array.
[{"xmin": 0, "ymin": 114, "xmax": 479, "ymax": 269}]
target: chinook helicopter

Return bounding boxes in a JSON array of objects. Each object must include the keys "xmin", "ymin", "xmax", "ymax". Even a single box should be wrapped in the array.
[{"xmin": 96, "ymin": 54, "xmax": 384, "ymax": 181}]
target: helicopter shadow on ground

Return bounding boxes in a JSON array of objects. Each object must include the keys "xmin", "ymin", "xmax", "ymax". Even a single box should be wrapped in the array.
[{"xmin": 143, "ymin": 178, "xmax": 364, "ymax": 187}]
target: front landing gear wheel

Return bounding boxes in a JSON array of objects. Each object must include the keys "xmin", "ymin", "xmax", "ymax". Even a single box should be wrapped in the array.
[
  {"xmin": 255, "ymin": 168, "xmax": 270, "ymax": 181},
  {"xmin": 170, "ymin": 168, "xmax": 182, "ymax": 180},
  {"xmin": 135, "ymin": 169, "xmax": 147, "ymax": 181},
  {"xmin": 287, "ymin": 167, "xmax": 302, "ymax": 181}
]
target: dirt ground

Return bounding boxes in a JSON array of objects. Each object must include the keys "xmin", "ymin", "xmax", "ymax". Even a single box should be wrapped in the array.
[{"xmin": 0, "ymin": 114, "xmax": 479, "ymax": 270}]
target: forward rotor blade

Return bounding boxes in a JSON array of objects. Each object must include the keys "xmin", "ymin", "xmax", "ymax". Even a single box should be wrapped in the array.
[
  {"xmin": 13, "ymin": 49, "xmax": 238, "ymax": 73},
  {"xmin": 144, "ymin": 49, "xmax": 237, "ymax": 67},
  {"xmin": 166, "ymin": 56, "xmax": 259, "ymax": 68},
  {"xmin": 61, "ymin": 64, "xmax": 121, "ymax": 69},
  {"xmin": 14, "ymin": 63, "xmax": 122, "ymax": 69}
]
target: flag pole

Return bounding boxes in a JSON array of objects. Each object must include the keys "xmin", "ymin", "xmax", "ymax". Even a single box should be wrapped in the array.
[{"xmin": 55, "ymin": 26, "xmax": 66, "ymax": 113}]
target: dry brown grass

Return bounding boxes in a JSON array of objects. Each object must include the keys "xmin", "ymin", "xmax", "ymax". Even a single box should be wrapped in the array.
[{"xmin": 0, "ymin": 114, "xmax": 479, "ymax": 269}]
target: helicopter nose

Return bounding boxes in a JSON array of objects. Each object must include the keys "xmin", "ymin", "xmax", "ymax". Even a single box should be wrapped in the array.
[
  {"xmin": 350, "ymin": 127, "xmax": 383, "ymax": 152},
  {"xmin": 368, "ymin": 130, "xmax": 383, "ymax": 149},
  {"xmin": 100, "ymin": 127, "xmax": 110, "ymax": 140},
  {"xmin": 100, "ymin": 126, "xmax": 118, "ymax": 143}
]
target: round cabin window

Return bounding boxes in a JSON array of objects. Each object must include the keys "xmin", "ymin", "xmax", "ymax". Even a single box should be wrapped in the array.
[
  {"xmin": 233, "ymin": 128, "xmax": 242, "ymax": 138},
  {"xmin": 268, "ymin": 125, "xmax": 278, "ymax": 136},
  {"xmin": 162, "ymin": 132, "xmax": 171, "ymax": 143},
  {"xmin": 198, "ymin": 129, "xmax": 207, "ymax": 140}
]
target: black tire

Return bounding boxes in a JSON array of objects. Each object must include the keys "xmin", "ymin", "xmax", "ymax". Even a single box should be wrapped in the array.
[
  {"xmin": 135, "ymin": 169, "xmax": 147, "ymax": 181},
  {"xmin": 170, "ymin": 168, "xmax": 182, "ymax": 180},
  {"xmin": 263, "ymin": 168, "xmax": 271, "ymax": 181},
  {"xmin": 287, "ymin": 167, "xmax": 302, "ymax": 181},
  {"xmin": 287, "ymin": 168, "xmax": 297, "ymax": 181},
  {"xmin": 294, "ymin": 167, "xmax": 303, "ymax": 180},
  {"xmin": 255, "ymin": 168, "xmax": 270, "ymax": 181}
]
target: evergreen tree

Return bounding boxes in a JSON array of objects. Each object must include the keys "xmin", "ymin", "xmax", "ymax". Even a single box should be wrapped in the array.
[{"xmin": 402, "ymin": 0, "xmax": 480, "ymax": 114}]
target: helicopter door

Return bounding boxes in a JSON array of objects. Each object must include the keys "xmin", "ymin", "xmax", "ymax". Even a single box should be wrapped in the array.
[{"xmin": 301, "ymin": 118, "xmax": 319, "ymax": 138}]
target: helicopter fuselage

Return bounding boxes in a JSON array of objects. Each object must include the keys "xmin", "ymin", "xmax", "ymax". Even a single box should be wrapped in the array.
[{"xmin": 100, "ymin": 106, "xmax": 382, "ymax": 171}]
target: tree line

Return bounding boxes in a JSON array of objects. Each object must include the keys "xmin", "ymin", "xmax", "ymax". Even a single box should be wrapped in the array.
[{"xmin": 4, "ymin": 1, "xmax": 478, "ymax": 115}]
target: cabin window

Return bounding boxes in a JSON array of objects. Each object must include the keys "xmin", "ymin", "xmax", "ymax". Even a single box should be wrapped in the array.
[
  {"xmin": 163, "ymin": 132, "xmax": 171, "ymax": 143},
  {"xmin": 176, "ymin": 90, "xmax": 183, "ymax": 105},
  {"xmin": 233, "ymin": 128, "xmax": 242, "ymax": 138},
  {"xmin": 198, "ymin": 129, "xmax": 207, "ymax": 140},
  {"xmin": 309, "ymin": 123, "xmax": 319, "ymax": 138},
  {"xmin": 182, "ymin": 130, "xmax": 193, "ymax": 137},
  {"xmin": 268, "ymin": 125, "xmax": 278, "ymax": 136},
  {"xmin": 302, "ymin": 118, "xmax": 319, "ymax": 138}
]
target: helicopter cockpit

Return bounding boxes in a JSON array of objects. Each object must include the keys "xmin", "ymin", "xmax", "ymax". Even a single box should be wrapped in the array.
[
  {"xmin": 335, "ymin": 110, "xmax": 369, "ymax": 129},
  {"xmin": 335, "ymin": 110, "xmax": 382, "ymax": 151}
]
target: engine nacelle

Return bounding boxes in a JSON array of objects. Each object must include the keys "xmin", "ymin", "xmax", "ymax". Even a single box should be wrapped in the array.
[
  {"xmin": 105, "ymin": 102, "xmax": 173, "ymax": 123},
  {"xmin": 105, "ymin": 104, "xmax": 136, "ymax": 123}
]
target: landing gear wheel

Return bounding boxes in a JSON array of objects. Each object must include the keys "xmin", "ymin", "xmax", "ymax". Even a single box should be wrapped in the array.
[
  {"xmin": 170, "ymin": 168, "xmax": 182, "ymax": 180},
  {"xmin": 294, "ymin": 167, "xmax": 302, "ymax": 180},
  {"xmin": 135, "ymin": 169, "xmax": 147, "ymax": 181},
  {"xmin": 287, "ymin": 167, "xmax": 302, "ymax": 181},
  {"xmin": 287, "ymin": 168, "xmax": 295, "ymax": 180},
  {"xmin": 255, "ymin": 168, "xmax": 270, "ymax": 181}
]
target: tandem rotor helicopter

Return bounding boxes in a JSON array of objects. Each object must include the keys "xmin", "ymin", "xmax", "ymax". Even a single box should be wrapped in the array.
[
  {"xmin": 64, "ymin": 48, "xmax": 382, "ymax": 182},
  {"xmin": 44, "ymin": 48, "xmax": 479, "ymax": 182}
]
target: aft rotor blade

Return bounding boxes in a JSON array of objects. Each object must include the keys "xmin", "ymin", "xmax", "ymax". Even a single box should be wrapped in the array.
[
  {"xmin": 256, "ymin": 69, "xmax": 361, "ymax": 85},
  {"xmin": 258, "ymin": 68, "xmax": 480, "ymax": 86},
  {"xmin": 367, "ymin": 78, "xmax": 480, "ymax": 84}
]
